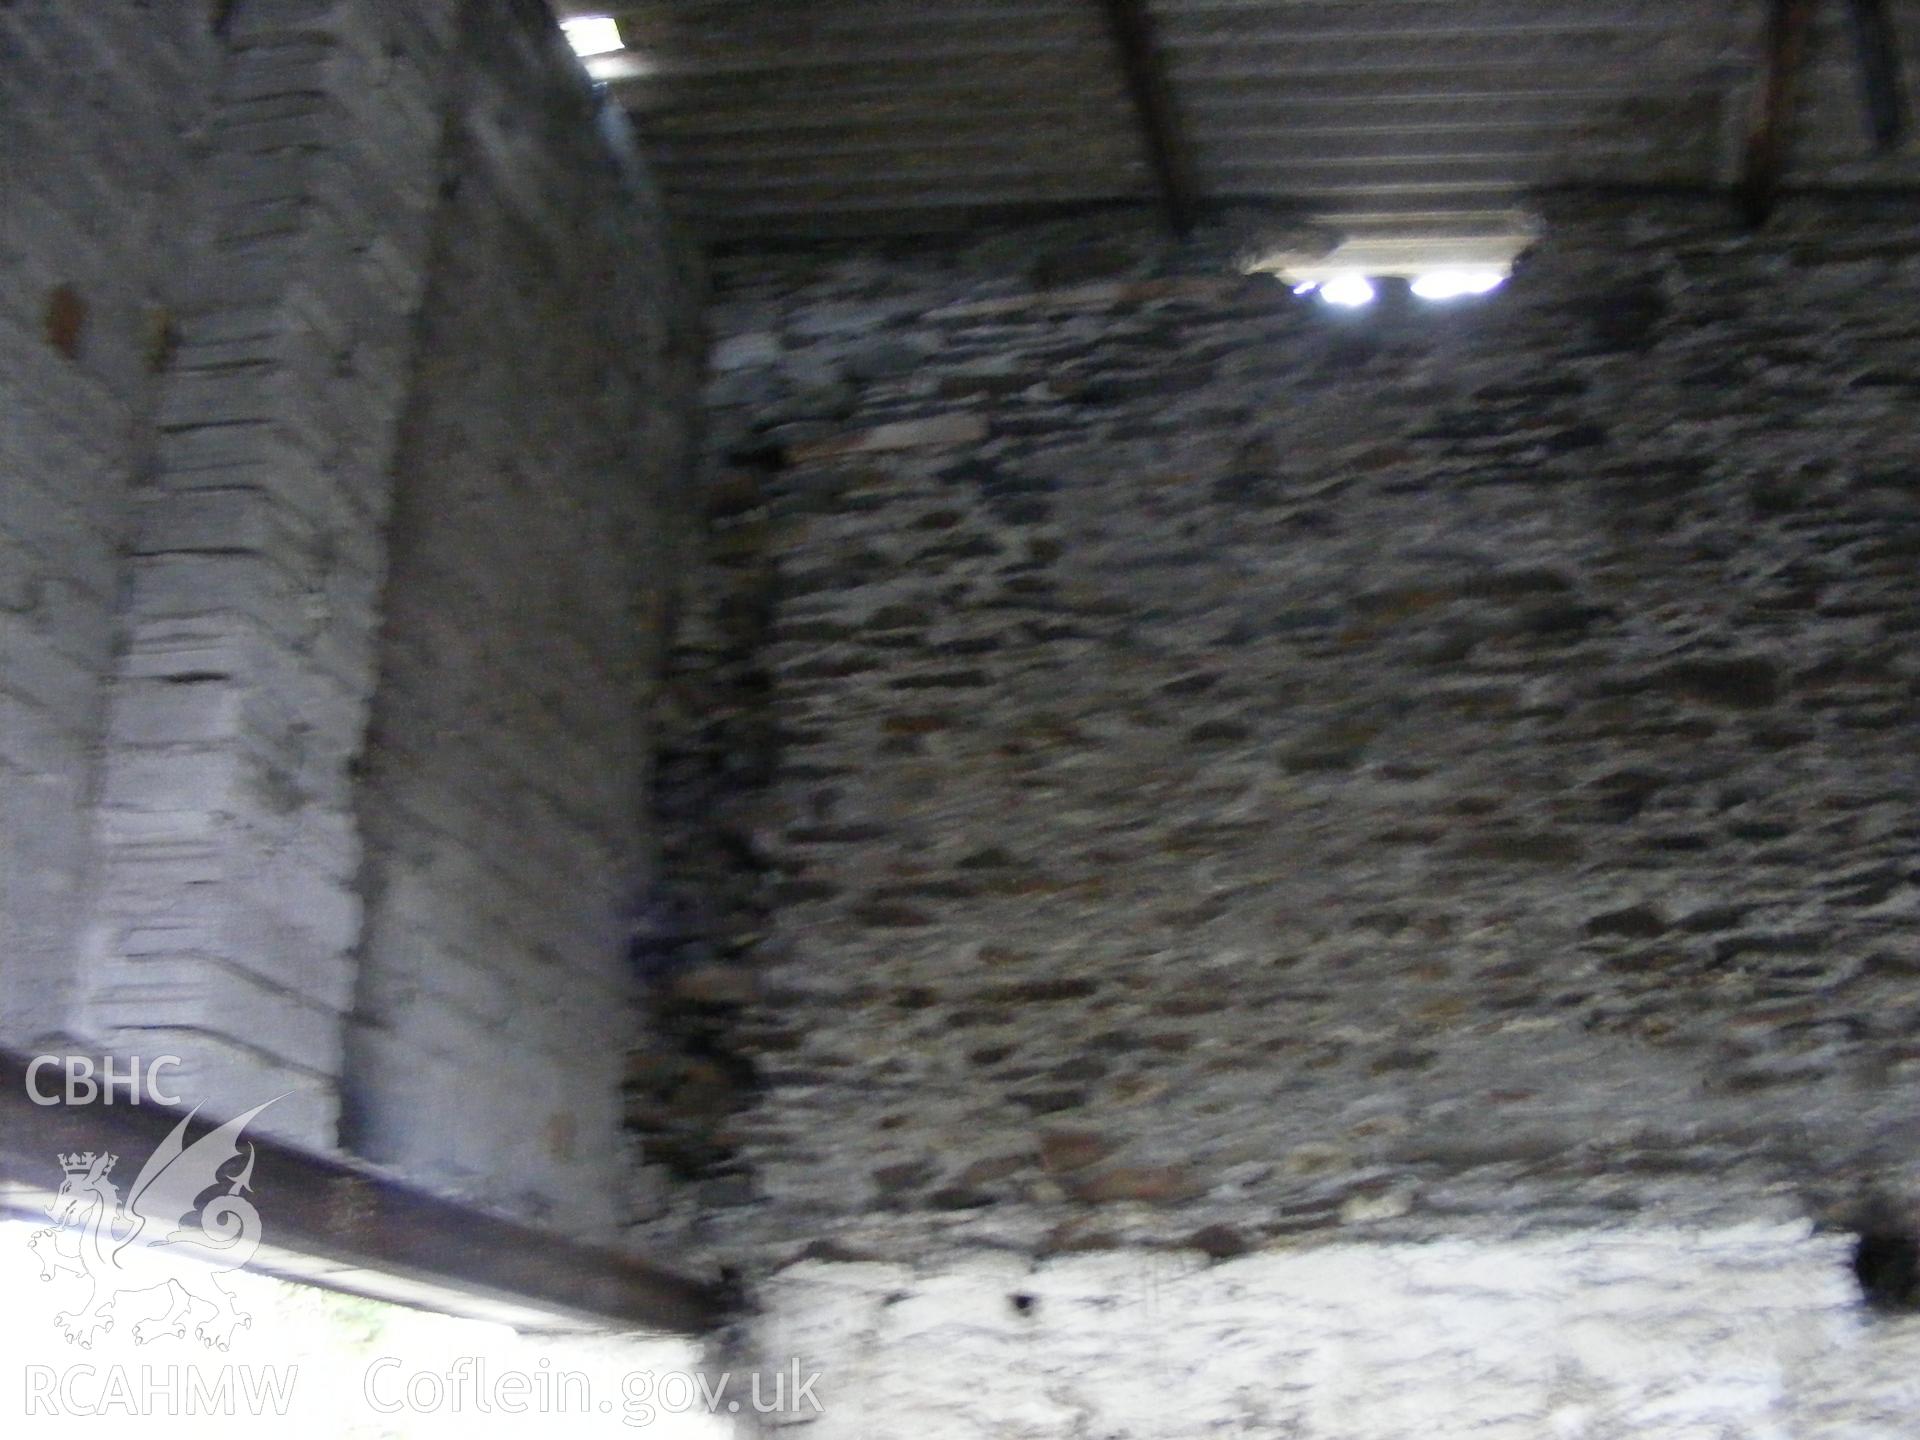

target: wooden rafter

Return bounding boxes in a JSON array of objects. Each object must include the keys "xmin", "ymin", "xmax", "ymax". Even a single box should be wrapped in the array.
[
  {"xmin": 1739, "ymin": 0, "xmax": 1913, "ymax": 225},
  {"xmin": 1095, "ymin": 0, "xmax": 1201, "ymax": 236},
  {"xmin": 0, "ymin": 1051, "xmax": 728, "ymax": 1334},
  {"xmin": 1737, "ymin": 0, "xmax": 1818, "ymax": 226},
  {"xmin": 1845, "ymin": 0, "xmax": 1910, "ymax": 150}
]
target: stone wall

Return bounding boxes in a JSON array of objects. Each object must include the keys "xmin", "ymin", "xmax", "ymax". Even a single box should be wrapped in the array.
[
  {"xmin": 341, "ymin": 8, "xmax": 704, "ymax": 1234},
  {"xmin": 1, "ymin": 0, "xmax": 700, "ymax": 1236},
  {"xmin": 737, "ymin": 1225, "xmax": 1920, "ymax": 1440},
  {"xmin": 76, "ymin": 0, "xmax": 460, "ymax": 1147},
  {"xmin": 0, "ymin": 0, "xmax": 225, "ymax": 1056},
  {"xmin": 665, "ymin": 196, "xmax": 1920, "ymax": 1270}
]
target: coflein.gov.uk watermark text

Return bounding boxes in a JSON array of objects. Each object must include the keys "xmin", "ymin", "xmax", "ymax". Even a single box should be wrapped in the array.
[
  {"xmin": 364, "ymin": 1357, "xmax": 823, "ymax": 1424},
  {"xmin": 24, "ymin": 1367, "xmax": 817, "ymax": 1436},
  {"xmin": 25, "ymin": 1359, "xmax": 824, "ymax": 1424}
]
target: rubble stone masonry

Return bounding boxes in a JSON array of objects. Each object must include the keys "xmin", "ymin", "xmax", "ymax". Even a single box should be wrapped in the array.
[{"xmin": 655, "ymin": 197, "xmax": 1920, "ymax": 1268}]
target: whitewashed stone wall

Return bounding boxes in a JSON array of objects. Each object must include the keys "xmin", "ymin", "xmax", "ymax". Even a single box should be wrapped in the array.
[
  {"xmin": 734, "ymin": 1225, "xmax": 1920, "ymax": 1439},
  {"xmin": 340, "ymin": 5, "xmax": 704, "ymax": 1235},
  {"xmin": 1, "ymin": 0, "xmax": 701, "ymax": 1239}
]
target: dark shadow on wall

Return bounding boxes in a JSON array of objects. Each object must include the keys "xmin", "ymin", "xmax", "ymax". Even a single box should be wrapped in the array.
[{"xmin": 624, "ymin": 448, "xmax": 788, "ymax": 1212}]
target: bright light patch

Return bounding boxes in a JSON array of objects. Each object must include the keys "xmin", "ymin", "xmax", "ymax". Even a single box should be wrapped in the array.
[
  {"xmin": 562, "ymin": 15, "xmax": 625, "ymax": 57},
  {"xmin": 1411, "ymin": 269, "xmax": 1507, "ymax": 302},
  {"xmin": 1318, "ymin": 275, "xmax": 1377, "ymax": 309},
  {"xmin": 1252, "ymin": 214, "xmax": 1532, "ymax": 308},
  {"xmin": 0, "ymin": 1216, "xmax": 728, "ymax": 1436}
]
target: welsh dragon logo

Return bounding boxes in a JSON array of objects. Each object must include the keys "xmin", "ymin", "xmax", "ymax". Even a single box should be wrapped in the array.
[{"xmin": 27, "ymin": 1099, "xmax": 278, "ymax": 1351}]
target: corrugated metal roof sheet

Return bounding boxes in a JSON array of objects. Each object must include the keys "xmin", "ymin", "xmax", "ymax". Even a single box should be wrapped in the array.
[{"xmin": 558, "ymin": 0, "xmax": 1920, "ymax": 244}]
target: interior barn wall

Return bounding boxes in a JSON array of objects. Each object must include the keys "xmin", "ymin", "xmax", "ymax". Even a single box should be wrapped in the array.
[
  {"xmin": 71, "ymin": 0, "xmax": 463, "ymax": 1147},
  {"xmin": 0, "ymin": 2, "xmax": 228, "ymax": 1058},
  {"xmin": 654, "ymin": 196, "xmax": 1920, "ymax": 1270},
  {"xmin": 0, "ymin": 0, "xmax": 702, "ymax": 1240},
  {"xmin": 731, "ymin": 1226, "xmax": 1920, "ymax": 1440},
  {"xmin": 340, "ymin": 5, "xmax": 704, "ymax": 1237}
]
